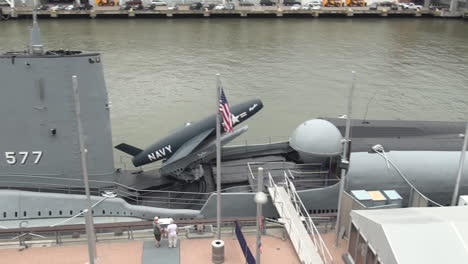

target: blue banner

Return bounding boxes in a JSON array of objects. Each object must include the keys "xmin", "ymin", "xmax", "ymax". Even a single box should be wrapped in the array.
[{"xmin": 234, "ymin": 221, "xmax": 256, "ymax": 264}]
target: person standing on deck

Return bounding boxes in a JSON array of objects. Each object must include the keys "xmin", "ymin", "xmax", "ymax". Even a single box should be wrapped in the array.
[
  {"xmin": 152, "ymin": 216, "xmax": 162, "ymax": 247},
  {"xmin": 166, "ymin": 219, "xmax": 178, "ymax": 248}
]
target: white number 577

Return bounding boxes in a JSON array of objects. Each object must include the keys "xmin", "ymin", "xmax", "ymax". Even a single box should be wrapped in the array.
[{"xmin": 5, "ymin": 151, "xmax": 43, "ymax": 165}]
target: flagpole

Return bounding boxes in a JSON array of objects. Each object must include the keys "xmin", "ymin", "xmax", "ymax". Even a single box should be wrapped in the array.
[{"xmin": 215, "ymin": 73, "xmax": 222, "ymax": 240}]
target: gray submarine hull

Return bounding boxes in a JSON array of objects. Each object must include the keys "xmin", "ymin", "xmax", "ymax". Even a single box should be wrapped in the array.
[
  {"xmin": 0, "ymin": 150, "xmax": 466, "ymax": 221},
  {"xmin": 1, "ymin": 50, "xmax": 467, "ymax": 221}
]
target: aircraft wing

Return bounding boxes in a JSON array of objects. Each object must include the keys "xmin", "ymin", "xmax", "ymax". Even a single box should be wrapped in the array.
[{"xmin": 164, "ymin": 128, "xmax": 214, "ymax": 165}]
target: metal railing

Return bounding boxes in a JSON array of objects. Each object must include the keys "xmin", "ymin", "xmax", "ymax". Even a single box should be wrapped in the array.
[
  {"xmin": 267, "ymin": 173, "xmax": 307, "ymax": 258},
  {"xmin": 267, "ymin": 173, "xmax": 323, "ymax": 264},
  {"xmin": 248, "ymin": 161, "xmax": 337, "ymax": 191},
  {"xmin": 0, "ymin": 174, "xmax": 209, "ymax": 209},
  {"xmin": 248, "ymin": 161, "xmax": 324, "ymax": 179},
  {"xmin": 0, "ymin": 217, "xmax": 259, "ymax": 248},
  {"xmin": 226, "ymin": 136, "xmax": 289, "ymax": 147},
  {"xmin": 268, "ymin": 171, "xmax": 334, "ymax": 264},
  {"xmin": 281, "ymin": 173, "xmax": 334, "ymax": 264}
]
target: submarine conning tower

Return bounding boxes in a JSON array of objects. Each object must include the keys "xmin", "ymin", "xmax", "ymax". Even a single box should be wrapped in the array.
[{"xmin": 0, "ymin": 48, "xmax": 116, "ymax": 189}]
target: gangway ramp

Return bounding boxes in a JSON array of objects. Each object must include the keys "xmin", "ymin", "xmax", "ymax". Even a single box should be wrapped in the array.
[{"xmin": 267, "ymin": 173, "xmax": 333, "ymax": 264}]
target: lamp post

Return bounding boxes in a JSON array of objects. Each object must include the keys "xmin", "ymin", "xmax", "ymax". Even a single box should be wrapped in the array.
[
  {"xmin": 255, "ymin": 167, "xmax": 268, "ymax": 264},
  {"xmin": 72, "ymin": 75, "xmax": 97, "ymax": 264},
  {"xmin": 334, "ymin": 71, "xmax": 356, "ymax": 248}
]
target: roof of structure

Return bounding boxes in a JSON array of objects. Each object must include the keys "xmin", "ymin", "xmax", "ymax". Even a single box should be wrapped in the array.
[{"xmin": 351, "ymin": 206, "xmax": 468, "ymax": 264}]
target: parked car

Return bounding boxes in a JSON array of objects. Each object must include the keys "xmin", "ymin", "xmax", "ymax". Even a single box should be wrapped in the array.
[
  {"xmin": 239, "ymin": 0, "xmax": 254, "ymax": 6},
  {"xmin": 379, "ymin": 1, "xmax": 394, "ymax": 6},
  {"xmin": 214, "ymin": 4, "xmax": 226, "ymax": 9},
  {"xmin": 36, "ymin": 4, "xmax": 50, "ymax": 10},
  {"xmin": 369, "ymin": 3, "xmax": 378, "ymax": 9},
  {"xmin": 151, "ymin": 0, "xmax": 167, "ymax": 6},
  {"xmin": 123, "ymin": 0, "xmax": 143, "ymax": 10},
  {"xmin": 77, "ymin": 3, "xmax": 93, "ymax": 10},
  {"xmin": 407, "ymin": 3, "xmax": 422, "ymax": 9},
  {"xmin": 49, "ymin": 5, "xmax": 67, "ymax": 11},
  {"xmin": 311, "ymin": 4, "xmax": 321, "ymax": 9},
  {"xmin": 380, "ymin": 1, "xmax": 399, "ymax": 10},
  {"xmin": 202, "ymin": 3, "xmax": 217, "ymax": 9},
  {"xmin": 225, "ymin": 3, "xmax": 235, "ymax": 9},
  {"xmin": 304, "ymin": 0, "xmax": 322, "ymax": 8},
  {"xmin": 167, "ymin": 4, "xmax": 178, "ymax": 10},
  {"xmin": 290, "ymin": 4, "xmax": 301, "ymax": 9},
  {"xmin": 284, "ymin": 0, "xmax": 301, "ymax": 6},
  {"xmin": 190, "ymin": 2, "xmax": 203, "ymax": 9},
  {"xmin": 304, "ymin": 0, "xmax": 321, "ymax": 6},
  {"xmin": 260, "ymin": 0, "xmax": 276, "ymax": 6}
]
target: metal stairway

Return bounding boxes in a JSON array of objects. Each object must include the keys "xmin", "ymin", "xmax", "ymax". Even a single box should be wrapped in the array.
[{"xmin": 267, "ymin": 173, "xmax": 333, "ymax": 264}]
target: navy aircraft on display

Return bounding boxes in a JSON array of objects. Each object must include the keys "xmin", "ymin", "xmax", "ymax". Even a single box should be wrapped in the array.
[{"xmin": 115, "ymin": 99, "xmax": 263, "ymax": 181}]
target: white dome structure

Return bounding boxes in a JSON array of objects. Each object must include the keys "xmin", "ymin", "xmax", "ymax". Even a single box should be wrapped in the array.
[{"xmin": 289, "ymin": 119, "xmax": 343, "ymax": 163}]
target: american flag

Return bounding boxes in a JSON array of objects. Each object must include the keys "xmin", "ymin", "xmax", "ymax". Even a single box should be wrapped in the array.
[{"xmin": 219, "ymin": 87, "xmax": 233, "ymax": 133}]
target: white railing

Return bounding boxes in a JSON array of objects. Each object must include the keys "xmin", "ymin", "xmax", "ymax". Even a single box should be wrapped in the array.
[
  {"xmin": 282, "ymin": 172, "xmax": 334, "ymax": 264},
  {"xmin": 0, "ymin": 173, "xmax": 209, "ymax": 209},
  {"xmin": 268, "ymin": 173, "xmax": 332, "ymax": 264},
  {"xmin": 226, "ymin": 136, "xmax": 289, "ymax": 147},
  {"xmin": 248, "ymin": 162, "xmax": 335, "ymax": 192},
  {"xmin": 267, "ymin": 174, "xmax": 313, "ymax": 261}
]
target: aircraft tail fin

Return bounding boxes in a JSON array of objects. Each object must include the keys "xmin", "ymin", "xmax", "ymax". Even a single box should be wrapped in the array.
[{"xmin": 115, "ymin": 143, "xmax": 143, "ymax": 156}]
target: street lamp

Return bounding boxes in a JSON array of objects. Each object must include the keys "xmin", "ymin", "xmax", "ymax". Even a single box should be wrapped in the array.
[
  {"xmin": 255, "ymin": 167, "xmax": 268, "ymax": 264},
  {"xmin": 335, "ymin": 71, "xmax": 356, "ymax": 248}
]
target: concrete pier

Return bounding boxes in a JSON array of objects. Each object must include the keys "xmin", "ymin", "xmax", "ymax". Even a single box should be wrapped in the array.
[
  {"xmin": 0, "ymin": 6, "xmax": 463, "ymax": 19},
  {"xmin": 90, "ymin": 10, "xmax": 96, "ymax": 18}
]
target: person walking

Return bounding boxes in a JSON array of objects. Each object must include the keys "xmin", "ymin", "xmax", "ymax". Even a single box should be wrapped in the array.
[
  {"xmin": 166, "ymin": 219, "xmax": 178, "ymax": 248},
  {"xmin": 152, "ymin": 216, "xmax": 162, "ymax": 247}
]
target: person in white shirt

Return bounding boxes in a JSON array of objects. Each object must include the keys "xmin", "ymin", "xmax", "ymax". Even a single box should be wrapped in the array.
[{"xmin": 166, "ymin": 219, "xmax": 178, "ymax": 248}]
